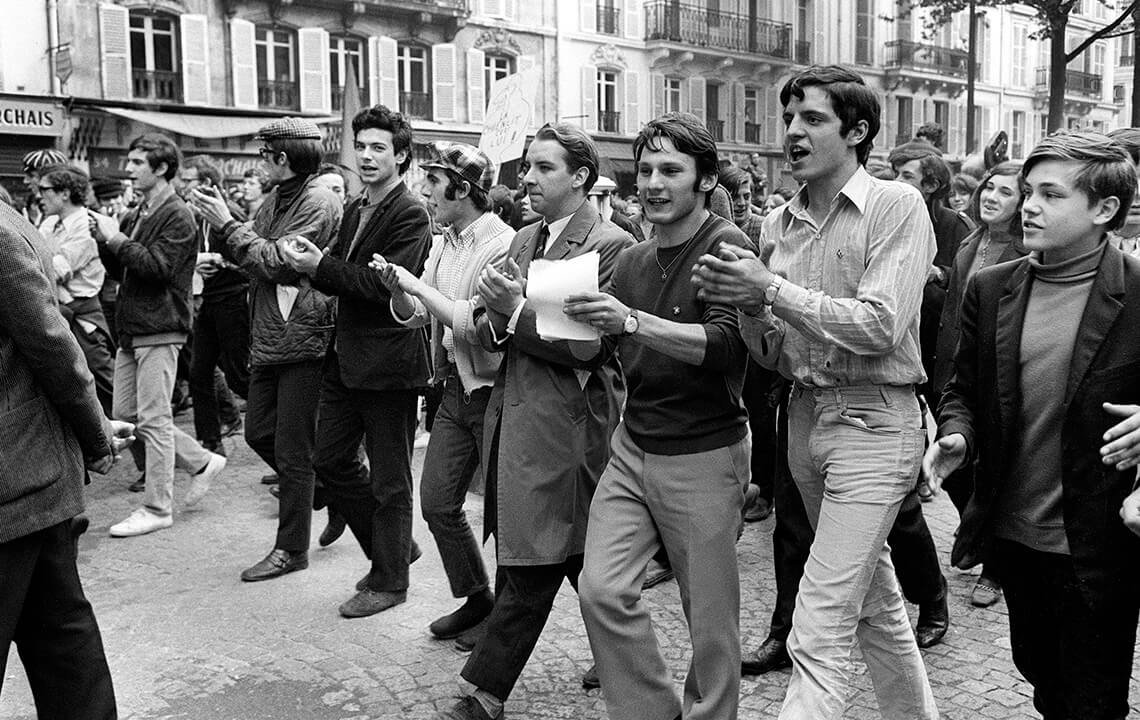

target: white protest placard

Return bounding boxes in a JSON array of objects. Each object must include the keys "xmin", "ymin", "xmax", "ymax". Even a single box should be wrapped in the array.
[
  {"xmin": 479, "ymin": 68, "xmax": 542, "ymax": 168},
  {"xmin": 526, "ymin": 251, "xmax": 602, "ymax": 342}
]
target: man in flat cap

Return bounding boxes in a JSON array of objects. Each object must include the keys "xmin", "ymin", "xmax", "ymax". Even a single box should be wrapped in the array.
[
  {"xmin": 282, "ymin": 105, "xmax": 432, "ymax": 618},
  {"xmin": 191, "ymin": 117, "xmax": 343, "ymax": 581},
  {"xmin": 372, "ymin": 141, "xmax": 513, "ymax": 638}
]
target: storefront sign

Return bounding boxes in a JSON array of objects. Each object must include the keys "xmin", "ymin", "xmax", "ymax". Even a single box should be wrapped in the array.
[{"xmin": 0, "ymin": 97, "xmax": 64, "ymax": 137}]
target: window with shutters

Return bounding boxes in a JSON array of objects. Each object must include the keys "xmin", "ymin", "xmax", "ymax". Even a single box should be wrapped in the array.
[
  {"xmin": 330, "ymin": 35, "xmax": 365, "ymax": 112},
  {"xmin": 744, "ymin": 87, "xmax": 760, "ymax": 144},
  {"xmin": 854, "ymin": 0, "xmax": 874, "ymax": 65},
  {"xmin": 795, "ymin": 0, "xmax": 813, "ymax": 63},
  {"xmin": 706, "ymin": 82, "xmax": 723, "ymax": 142},
  {"xmin": 397, "ymin": 43, "xmax": 430, "ymax": 119},
  {"xmin": 1010, "ymin": 110, "xmax": 1025, "ymax": 158},
  {"xmin": 665, "ymin": 76, "xmax": 682, "ymax": 113},
  {"xmin": 598, "ymin": 70, "xmax": 621, "ymax": 133},
  {"xmin": 256, "ymin": 27, "xmax": 298, "ymax": 110},
  {"xmin": 484, "ymin": 53, "xmax": 513, "ymax": 106},
  {"xmin": 597, "ymin": 0, "xmax": 621, "ymax": 35},
  {"xmin": 130, "ymin": 12, "xmax": 181, "ymax": 102},
  {"xmin": 1011, "ymin": 23, "xmax": 1027, "ymax": 87},
  {"xmin": 896, "ymin": 96, "xmax": 913, "ymax": 147}
]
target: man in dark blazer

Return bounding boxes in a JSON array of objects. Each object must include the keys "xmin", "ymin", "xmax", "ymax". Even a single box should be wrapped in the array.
[
  {"xmin": 433, "ymin": 123, "xmax": 633, "ymax": 720},
  {"xmin": 282, "ymin": 105, "xmax": 431, "ymax": 619},
  {"xmin": 926, "ymin": 132, "xmax": 1140, "ymax": 720},
  {"xmin": 0, "ymin": 202, "xmax": 134, "ymax": 718}
]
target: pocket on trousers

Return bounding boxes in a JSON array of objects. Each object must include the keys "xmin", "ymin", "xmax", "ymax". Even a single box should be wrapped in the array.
[
  {"xmin": 838, "ymin": 403, "xmax": 906, "ymax": 434},
  {"xmin": 0, "ymin": 396, "xmax": 68, "ymax": 503}
]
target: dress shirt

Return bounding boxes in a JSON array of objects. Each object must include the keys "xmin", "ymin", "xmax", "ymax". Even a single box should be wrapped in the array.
[
  {"xmin": 506, "ymin": 211, "xmax": 575, "ymax": 334},
  {"xmin": 436, "ymin": 213, "xmax": 505, "ymax": 359},
  {"xmin": 739, "ymin": 166, "xmax": 935, "ymax": 387},
  {"xmin": 40, "ymin": 210, "xmax": 105, "ymax": 303}
]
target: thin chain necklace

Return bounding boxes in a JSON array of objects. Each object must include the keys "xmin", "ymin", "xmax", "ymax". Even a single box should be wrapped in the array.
[
  {"xmin": 655, "ymin": 233, "xmax": 700, "ymax": 280},
  {"xmin": 977, "ymin": 230, "xmax": 992, "ymax": 269}
]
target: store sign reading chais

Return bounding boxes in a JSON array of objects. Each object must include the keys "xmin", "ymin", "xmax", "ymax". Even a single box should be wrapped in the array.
[{"xmin": 0, "ymin": 98, "xmax": 64, "ymax": 137}]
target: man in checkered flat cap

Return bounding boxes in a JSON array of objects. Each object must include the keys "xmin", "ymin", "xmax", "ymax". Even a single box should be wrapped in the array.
[
  {"xmin": 371, "ymin": 141, "xmax": 513, "ymax": 640},
  {"xmin": 190, "ymin": 116, "xmax": 343, "ymax": 580},
  {"xmin": 282, "ymin": 105, "xmax": 432, "ymax": 619}
]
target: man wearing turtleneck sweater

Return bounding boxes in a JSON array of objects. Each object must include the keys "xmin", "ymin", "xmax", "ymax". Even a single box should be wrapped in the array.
[{"xmin": 927, "ymin": 132, "xmax": 1140, "ymax": 720}]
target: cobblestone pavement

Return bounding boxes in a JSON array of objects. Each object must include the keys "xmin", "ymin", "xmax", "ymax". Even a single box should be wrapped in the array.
[{"xmin": 3, "ymin": 414, "xmax": 1139, "ymax": 719}]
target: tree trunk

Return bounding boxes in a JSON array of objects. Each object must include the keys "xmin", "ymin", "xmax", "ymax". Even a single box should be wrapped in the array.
[{"xmin": 1047, "ymin": 13, "xmax": 1068, "ymax": 133}]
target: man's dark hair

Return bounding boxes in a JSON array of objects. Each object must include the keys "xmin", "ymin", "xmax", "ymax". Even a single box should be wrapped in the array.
[
  {"xmin": 888, "ymin": 141, "xmax": 952, "ymax": 200},
  {"xmin": 771, "ymin": 186, "xmax": 798, "ymax": 202},
  {"xmin": 352, "ymin": 105, "xmax": 414, "ymax": 175},
  {"xmin": 1108, "ymin": 127, "xmax": 1140, "ymax": 165},
  {"xmin": 40, "ymin": 164, "xmax": 89, "ymax": 206},
  {"xmin": 914, "ymin": 122, "xmax": 945, "ymax": 150},
  {"xmin": 1022, "ymin": 131, "xmax": 1136, "ymax": 232},
  {"xmin": 183, "ymin": 155, "xmax": 223, "ymax": 188},
  {"xmin": 441, "ymin": 168, "xmax": 491, "ymax": 212},
  {"xmin": 489, "ymin": 184, "xmax": 514, "ymax": 223},
  {"xmin": 719, "ymin": 165, "xmax": 751, "ymax": 197},
  {"xmin": 243, "ymin": 167, "xmax": 270, "ymax": 191},
  {"xmin": 267, "ymin": 138, "xmax": 323, "ymax": 176},
  {"xmin": 128, "ymin": 133, "xmax": 181, "ymax": 180},
  {"xmin": 633, "ymin": 112, "xmax": 720, "ymax": 196},
  {"xmin": 317, "ymin": 163, "xmax": 346, "ymax": 180},
  {"xmin": 779, "ymin": 65, "xmax": 880, "ymax": 165},
  {"xmin": 533, "ymin": 122, "xmax": 600, "ymax": 193}
]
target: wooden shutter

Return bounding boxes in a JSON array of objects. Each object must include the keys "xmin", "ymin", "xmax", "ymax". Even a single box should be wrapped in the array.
[
  {"xmin": 298, "ymin": 27, "xmax": 331, "ymax": 114},
  {"xmin": 504, "ymin": 0, "xmax": 518, "ymax": 20},
  {"xmin": 625, "ymin": 0, "xmax": 641, "ymax": 39},
  {"xmin": 624, "ymin": 70, "xmax": 640, "ymax": 134},
  {"xmin": 732, "ymin": 81, "xmax": 745, "ymax": 141},
  {"xmin": 580, "ymin": 1, "xmax": 597, "ymax": 32},
  {"xmin": 483, "ymin": 0, "xmax": 504, "ymax": 16},
  {"xmin": 764, "ymin": 87, "xmax": 779, "ymax": 145},
  {"xmin": 99, "ymin": 3, "xmax": 131, "ymax": 100},
  {"xmin": 651, "ymin": 72, "xmax": 665, "ymax": 118},
  {"xmin": 367, "ymin": 36, "xmax": 380, "ymax": 106},
  {"xmin": 180, "ymin": 14, "xmax": 210, "ymax": 105},
  {"xmin": 689, "ymin": 77, "xmax": 706, "ymax": 123},
  {"xmin": 581, "ymin": 65, "xmax": 598, "ymax": 131},
  {"xmin": 378, "ymin": 36, "xmax": 398, "ymax": 110},
  {"xmin": 433, "ymin": 43, "xmax": 458, "ymax": 122},
  {"xmin": 467, "ymin": 48, "xmax": 486, "ymax": 125},
  {"xmin": 230, "ymin": 19, "xmax": 257, "ymax": 109}
]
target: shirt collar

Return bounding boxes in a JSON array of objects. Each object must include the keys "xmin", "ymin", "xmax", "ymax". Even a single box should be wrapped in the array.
[
  {"xmin": 544, "ymin": 211, "xmax": 575, "ymax": 245},
  {"xmin": 445, "ymin": 212, "xmax": 496, "ymax": 246},
  {"xmin": 785, "ymin": 165, "xmax": 872, "ymax": 225}
]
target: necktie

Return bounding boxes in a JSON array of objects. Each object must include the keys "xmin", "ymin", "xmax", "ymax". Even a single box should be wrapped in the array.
[{"xmin": 534, "ymin": 223, "xmax": 550, "ymax": 260}]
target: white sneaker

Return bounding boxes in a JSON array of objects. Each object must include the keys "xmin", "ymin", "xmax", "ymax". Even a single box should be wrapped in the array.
[
  {"xmin": 185, "ymin": 452, "xmax": 226, "ymax": 507},
  {"xmin": 109, "ymin": 508, "xmax": 173, "ymax": 537}
]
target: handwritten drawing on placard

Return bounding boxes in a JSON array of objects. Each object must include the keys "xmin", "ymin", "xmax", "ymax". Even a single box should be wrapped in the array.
[{"xmin": 479, "ymin": 68, "xmax": 542, "ymax": 167}]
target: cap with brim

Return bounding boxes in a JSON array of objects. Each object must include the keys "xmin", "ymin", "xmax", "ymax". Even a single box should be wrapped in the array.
[
  {"xmin": 255, "ymin": 117, "xmax": 322, "ymax": 141},
  {"xmin": 421, "ymin": 141, "xmax": 496, "ymax": 193}
]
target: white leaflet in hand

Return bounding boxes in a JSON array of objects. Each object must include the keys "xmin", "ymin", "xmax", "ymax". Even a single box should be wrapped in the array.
[{"xmin": 527, "ymin": 251, "xmax": 601, "ymax": 342}]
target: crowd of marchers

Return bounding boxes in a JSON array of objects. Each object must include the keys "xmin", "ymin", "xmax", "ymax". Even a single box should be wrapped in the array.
[{"xmin": 5, "ymin": 63, "xmax": 1140, "ymax": 720}]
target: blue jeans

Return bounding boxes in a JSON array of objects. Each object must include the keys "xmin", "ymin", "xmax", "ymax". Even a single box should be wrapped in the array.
[{"xmin": 780, "ymin": 384, "xmax": 937, "ymax": 720}]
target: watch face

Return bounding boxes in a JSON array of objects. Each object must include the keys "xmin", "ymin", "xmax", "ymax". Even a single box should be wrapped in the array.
[{"xmin": 624, "ymin": 313, "xmax": 637, "ymax": 334}]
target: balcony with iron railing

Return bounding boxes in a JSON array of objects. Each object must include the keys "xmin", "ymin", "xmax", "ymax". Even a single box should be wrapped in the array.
[
  {"xmin": 707, "ymin": 119, "xmax": 724, "ymax": 142},
  {"xmin": 644, "ymin": 1, "xmax": 799, "ymax": 61},
  {"xmin": 597, "ymin": 3, "xmax": 622, "ymax": 35},
  {"xmin": 1034, "ymin": 66, "xmax": 1103, "ymax": 99},
  {"xmin": 1121, "ymin": 53, "xmax": 1134, "ymax": 67},
  {"xmin": 133, "ymin": 69, "xmax": 182, "ymax": 103},
  {"xmin": 401, "ymin": 90, "xmax": 431, "ymax": 119},
  {"xmin": 884, "ymin": 40, "xmax": 971, "ymax": 77},
  {"xmin": 258, "ymin": 80, "xmax": 299, "ymax": 110},
  {"xmin": 599, "ymin": 109, "xmax": 622, "ymax": 133},
  {"xmin": 744, "ymin": 121, "xmax": 761, "ymax": 144}
]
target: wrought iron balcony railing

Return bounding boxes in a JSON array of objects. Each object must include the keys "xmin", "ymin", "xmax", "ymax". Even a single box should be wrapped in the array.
[
  {"xmin": 1034, "ymin": 66, "xmax": 1102, "ymax": 99},
  {"xmin": 599, "ymin": 109, "xmax": 622, "ymax": 133},
  {"xmin": 258, "ymin": 80, "xmax": 299, "ymax": 110},
  {"xmin": 133, "ymin": 69, "xmax": 182, "ymax": 102},
  {"xmin": 401, "ymin": 90, "xmax": 431, "ymax": 119},
  {"xmin": 884, "ymin": 40, "xmax": 971, "ymax": 77},
  {"xmin": 644, "ymin": 1, "xmax": 795, "ymax": 60}
]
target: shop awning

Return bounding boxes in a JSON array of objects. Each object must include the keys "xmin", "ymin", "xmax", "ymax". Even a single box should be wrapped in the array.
[{"xmin": 99, "ymin": 107, "xmax": 337, "ymax": 140}]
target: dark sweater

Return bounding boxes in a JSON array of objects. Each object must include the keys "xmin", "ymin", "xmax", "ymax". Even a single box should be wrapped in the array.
[
  {"xmin": 610, "ymin": 213, "xmax": 749, "ymax": 455},
  {"xmin": 998, "ymin": 242, "xmax": 1106, "ymax": 554}
]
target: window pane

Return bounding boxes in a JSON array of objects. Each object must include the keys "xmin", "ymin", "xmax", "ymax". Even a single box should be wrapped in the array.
[
  {"xmin": 153, "ymin": 33, "xmax": 174, "ymax": 71},
  {"xmin": 153, "ymin": 17, "xmax": 171, "ymax": 32},
  {"xmin": 275, "ymin": 46, "xmax": 291, "ymax": 80},
  {"xmin": 256, "ymin": 44, "xmax": 268, "ymax": 80},
  {"xmin": 130, "ymin": 15, "xmax": 144, "ymax": 28},
  {"xmin": 130, "ymin": 32, "xmax": 147, "ymax": 69}
]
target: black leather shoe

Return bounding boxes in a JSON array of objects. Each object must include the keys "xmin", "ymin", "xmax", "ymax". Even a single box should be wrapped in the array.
[
  {"xmin": 741, "ymin": 637, "xmax": 791, "ymax": 675},
  {"xmin": 643, "ymin": 558, "xmax": 675, "ymax": 590},
  {"xmin": 260, "ymin": 473, "xmax": 279, "ymax": 485},
  {"xmin": 581, "ymin": 663, "xmax": 600, "ymax": 689},
  {"xmin": 435, "ymin": 695, "xmax": 502, "ymax": 720},
  {"xmin": 319, "ymin": 510, "xmax": 346, "ymax": 547},
  {"xmin": 338, "ymin": 589, "xmax": 407, "ymax": 618},
  {"xmin": 240, "ymin": 549, "xmax": 308, "ymax": 582},
  {"xmin": 916, "ymin": 583, "xmax": 950, "ymax": 648},
  {"xmin": 355, "ymin": 541, "xmax": 422, "ymax": 591},
  {"xmin": 128, "ymin": 473, "xmax": 146, "ymax": 493},
  {"xmin": 430, "ymin": 589, "xmax": 494, "ymax": 639}
]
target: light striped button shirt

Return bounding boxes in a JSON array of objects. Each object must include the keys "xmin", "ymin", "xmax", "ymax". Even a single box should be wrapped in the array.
[
  {"xmin": 436, "ymin": 212, "xmax": 506, "ymax": 359},
  {"xmin": 739, "ymin": 166, "xmax": 936, "ymax": 388}
]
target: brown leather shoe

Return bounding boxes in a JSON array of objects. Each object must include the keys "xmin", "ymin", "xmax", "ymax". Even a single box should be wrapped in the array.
[
  {"xmin": 240, "ymin": 549, "xmax": 308, "ymax": 582},
  {"xmin": 741, "ymin": 637, "xmax": 791, "ymax": 675}
]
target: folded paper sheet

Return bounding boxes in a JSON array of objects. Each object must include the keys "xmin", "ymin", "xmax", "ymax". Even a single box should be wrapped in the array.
[{"xmin": 527, "ymin": 251, "xmax": 602, "ymax": 342}]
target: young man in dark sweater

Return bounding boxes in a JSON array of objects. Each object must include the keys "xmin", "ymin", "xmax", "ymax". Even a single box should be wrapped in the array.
[
  {"xmin": 926, "ymin": 131, "xmax": 1140, "ymax": 720},
  {"xmin": 567, "ymin": 112, "xmax": 750, "ymax": 720}
]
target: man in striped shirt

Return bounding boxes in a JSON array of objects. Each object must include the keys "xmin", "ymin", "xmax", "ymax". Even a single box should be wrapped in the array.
[{"xmin": 693, "ymin": 65, "xmax": 938, "ymax": 720}]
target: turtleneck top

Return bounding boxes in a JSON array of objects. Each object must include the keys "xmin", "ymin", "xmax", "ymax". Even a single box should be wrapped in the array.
[{"xmin": 996, "ymin": 241, "xmax": 1107, "ymax": 554}]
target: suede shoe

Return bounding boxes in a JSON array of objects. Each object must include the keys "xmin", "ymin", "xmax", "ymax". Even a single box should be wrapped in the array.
[
  {"xmin": 241, "ymin": 549, "xmax": 308, "ymax": 582},
  {"xmin": 319, "ymin": 510, "xmax": 347, "ymax": 547},
  {"xmin": 643, "ymin": 557, "xmax": 675, "ymax": 589},
  {"xmin": 355, "ymin": 540, "xmax": 423, "ymax": 591},
  {"xmin": 435, "ymin": 695, "xmax": 501, "ymax": 720},
  {"xmin": 581, "ymin": 663, "xmax": 600, "ymax": 689},
  {"xmin": 970, "ymin": 577, "xmax": 1003, "ymax": 608},
  {"xmin": 429, "ymin": 589, "xmax": 494, "ymax": 639},
  {"xmin": 741, "ymin": 637, "xmax": 791, "ymax": 675},
  {"xmin": 454, "ymin": 618, "xmax": 488, "ymax": 652},
  {"xmin": 339, "ymin": 589, "xmax": 407, "ymax": 618},
  {"xmin": 915, "ymin": 579, "xmax": 950, "ymax": 648}
]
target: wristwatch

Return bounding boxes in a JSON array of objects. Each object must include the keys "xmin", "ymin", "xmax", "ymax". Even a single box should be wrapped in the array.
[
  {"xmin": 762, "ymin": 276, "xmax": 784, "ymax": 306},
  {"xmin": 622, "ymin": 309, "xmax": 640, "ymax": 336}
]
